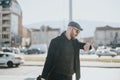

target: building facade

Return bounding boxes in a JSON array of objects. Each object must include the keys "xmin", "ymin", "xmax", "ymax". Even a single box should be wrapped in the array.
[
  {"xmin": 21, "ymin": 27, "xmax": 31, "ymax": 47},
  {"xmin": 30, "ymin": 26, "xmax": 60, "ymax": 47},
  {"xmin": 94, "ymin": 25, "xmax": 120, "ymax": 48},
  {"xmin": 0, "ymin": 0, "xmax": 22, "ymax": 47}
]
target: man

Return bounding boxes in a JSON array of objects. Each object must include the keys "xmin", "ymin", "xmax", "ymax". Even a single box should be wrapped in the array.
[{"xmin": 40, "ymin": 21, "xmax": 91, "ymax": 80}]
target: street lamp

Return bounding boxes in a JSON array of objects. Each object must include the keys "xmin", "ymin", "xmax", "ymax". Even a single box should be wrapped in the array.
[{"xmin": 69, "ymin": 0, "xmax": 72, "ymax": 22}]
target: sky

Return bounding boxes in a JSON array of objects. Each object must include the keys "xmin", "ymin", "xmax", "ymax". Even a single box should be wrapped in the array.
[{"xmin": 18, "ymin": 0, "xmax": 120, "ymax": 25}]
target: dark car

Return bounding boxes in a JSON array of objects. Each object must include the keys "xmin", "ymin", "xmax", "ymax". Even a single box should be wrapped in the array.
[
  {"xmin": 25, "ymin": 48, "xmax": 40, "ymax": 54},
  {"xmin": 2, "ymin": 48, "xmax": 12, "ymax": 52}
]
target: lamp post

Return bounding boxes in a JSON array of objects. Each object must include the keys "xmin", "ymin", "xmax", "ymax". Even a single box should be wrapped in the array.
[{"xmin": 69, "ymin": 0, "xmax": 72, "ymax": 22}]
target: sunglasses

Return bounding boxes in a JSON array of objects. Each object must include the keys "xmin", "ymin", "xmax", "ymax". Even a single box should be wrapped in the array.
[{"xmin": 73, "ymin": 27, "xmax": 80, "ymax": 33}]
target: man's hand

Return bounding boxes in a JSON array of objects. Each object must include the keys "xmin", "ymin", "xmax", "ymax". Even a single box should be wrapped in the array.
[{"xmin": 83, "ymin": 43, "xmax": 90, "ymax": 51}]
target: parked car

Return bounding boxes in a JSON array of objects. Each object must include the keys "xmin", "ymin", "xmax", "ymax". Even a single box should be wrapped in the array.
[
  {"xmin": 12, "ymin": 48, "xmax": 20, "ymax": 54},
  {"xmin": 20, "ymin": 48, "xmax": 28, "ymax": 53},
  {"xmin": 116, "ymin": 47, "xmax": 120, "ymax": 55},
  {"xmin": 79, "ymin": 49, "xmax": 88, "ymax": 55},
  {"xmin": 95, "ymin": 49, "xmax": 117, "ymax": 57},
  {"xmin": 25, "ymin": 48, "xmax": 40, "ymax": 54},
  {"xmin": 30, "ymin": 44, "xmax": 47, "ymax": 54},
  {"xmin": 88, "ymin": 47, "xmax": 96, "ymax": 55},
  {"xmin": 79, "ymin": 47, "xmax": 95, "ymax": 55},
  {"xmin": 2, "ymin": 47, "xmax": 12, "ymax": 52},
  {"xmin": 0, "ymin": 52, "xmax": 24, "ymax": 67}
]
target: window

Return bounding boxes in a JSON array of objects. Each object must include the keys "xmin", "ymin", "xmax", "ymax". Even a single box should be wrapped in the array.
[
  {"xmin": 110, "ymin": 32, "xmax": 113, "ymax": 38},
  {"xmin": 2, "ymin": 27, "xmax": 8, "ymax": 31},
  {"xmin": 2, "ymin": 34, "xmax": 9, "ymax": 38}
]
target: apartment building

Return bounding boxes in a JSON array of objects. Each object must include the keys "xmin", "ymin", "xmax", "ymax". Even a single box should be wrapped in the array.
[
  {"xmin": 94, "ymin": 25, "xmax": 120, "ymax": 48},
  {"xmin": 80, "ymin": 37, "xmax": 94, "ymax": 46},
  {"xmin": 0, "ymin": 0, "xmax": 22, "ymax": 47},
  {"xmin": 30, "ymin": 26, "xmax": 60, "ymax": 47},
  {"xmin": 21, "ymin": 27, "xmax": 31, "ymax": 47}
]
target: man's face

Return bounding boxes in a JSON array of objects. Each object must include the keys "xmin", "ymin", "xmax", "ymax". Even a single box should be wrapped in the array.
[{"xmin": 70, "ymin": 27, "xmax": 80, "ymax": 39}]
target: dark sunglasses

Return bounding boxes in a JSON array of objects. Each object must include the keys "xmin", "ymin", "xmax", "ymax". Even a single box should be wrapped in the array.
[{"xmin": 73, "ymin": 27, "xmax": 80, "ymax": 33}]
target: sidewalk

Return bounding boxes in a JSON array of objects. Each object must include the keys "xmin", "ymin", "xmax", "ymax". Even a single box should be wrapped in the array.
[
  {"xmin": 22, "ymin": 54, "xmax": 120, "ymax": 68},
  {"xmin": 22, "ymin": 61, "xmax": 44, "ymax": 66},
  {"xmin": 80, "ymin": 61, "xmax": 120, "ymax": 68},
  {"xmin": 23, "ymin": 54, "xmax": 120, "ymax": 62},
  {"xmin": 22, "ymin": 61, "xmax": 120, "ymax": 68}
]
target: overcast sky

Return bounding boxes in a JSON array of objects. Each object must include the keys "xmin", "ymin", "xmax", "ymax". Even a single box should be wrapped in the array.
[{"xmin": 18, "ymin": 0, "xmax": 120, "ymax": 25}]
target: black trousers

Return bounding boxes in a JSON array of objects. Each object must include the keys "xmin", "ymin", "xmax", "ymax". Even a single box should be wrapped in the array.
[{"xmin": 48, "ymin": 72, "xmax": 72, "ymax": 80}]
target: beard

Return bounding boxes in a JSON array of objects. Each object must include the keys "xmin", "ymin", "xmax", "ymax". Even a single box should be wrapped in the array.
[
  {"xmin": 70, "ymin": 30, "xmax": 77, "ymax": 39},
  {"xmin": 71, "ymin": 34, "xmax": 76, "ymax": 39}
]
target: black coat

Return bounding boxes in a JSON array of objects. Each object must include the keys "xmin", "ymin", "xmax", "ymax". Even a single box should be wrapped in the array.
[{"xmin": 41, "ymin": 32, "xmax": 88, "ymax": 80}]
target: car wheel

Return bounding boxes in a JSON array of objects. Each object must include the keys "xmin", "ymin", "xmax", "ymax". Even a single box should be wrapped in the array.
[
  {"xmin": 111, "ymin": 55, "xmax": 115, "ymax": 57},
  {"xmin": 98, "ymin": 55, "xmax": 101, "ymax": 57},
  {"xmin": 15, "ymin": 64, "xmax": 20, "ymax": 67},
  {"xmin": 7, "ymin": 61, "xmax": 13, "ymax": 68}
]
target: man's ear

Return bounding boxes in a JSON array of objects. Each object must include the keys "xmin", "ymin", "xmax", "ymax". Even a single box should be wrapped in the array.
[{"xmin": 68, "ymin": 26, "xmax": 73, "ymax": 30}]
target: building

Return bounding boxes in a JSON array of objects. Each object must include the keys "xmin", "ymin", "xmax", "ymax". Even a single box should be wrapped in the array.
[
  {"xmin": 94, "ymin": 25, "xmax": 120, "ymax": 48},
  {"xmin": 30, "ymin": 26, "xmax": 60, "ymax": 47},
  {"xmin": 21, "ymin": 27, "xmax": 31, "ymax": 47},
  {"xmin": 80, "ymin": 37, "xmax": 94, "ymax": 46},
  {"xmin": 0, "ymin": 0, "xmax": 22, "ymax": 47}
]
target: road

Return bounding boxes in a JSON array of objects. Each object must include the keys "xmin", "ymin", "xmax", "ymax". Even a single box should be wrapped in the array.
[
  {"xmin": 0, "ymin": 65, "xmax": 120, "ymax": 80},
  {"xmin": 0, "ymin": 66, "xmax": 42, "ymax": 80}
]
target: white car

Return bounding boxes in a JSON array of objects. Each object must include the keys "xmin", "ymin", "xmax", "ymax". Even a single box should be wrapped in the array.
[
  {"xmin": 0, "ymin": 52, "xmax": 24, "ymax": 67},
  {"xmin": 116, "ymin": 47, "xmax": 120, "ymax": 55},
  {"xmin": 95, "ymin": 49, "xmax": 117, "ymax": 57},
  {"xmin": 79, "ymin": 47, "xmax": 95, "ymax": 55}
]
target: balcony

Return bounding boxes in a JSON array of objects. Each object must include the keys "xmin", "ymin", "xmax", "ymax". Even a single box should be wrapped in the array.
[
  {"xmin": 2, "ymin": 14, "xmax": 10, "ymax": 20},
  {"xmin": 0, "ymin": 38, "xmax": 4, "ymax": 42},
  {"xmin": 2, "ymin": 16, "xmax": 10, "ymax": 20},
  {"xmin": 2, "ymin": 21, "xmax": 10, "ymax": 26},
  {"xmin": 2, "ymin": 8, "xmax": 10, "ymax": 11},
  {"xmin": 2, "ymin": 24, "xmax": 10, "ymax": 27},
  {"xmin": 2, "ymin": 31, "xmax": 10, "ymax": 34},
  {"xmin": 0, "ymin": 38, "xmax": 10, "ymax": 42}
]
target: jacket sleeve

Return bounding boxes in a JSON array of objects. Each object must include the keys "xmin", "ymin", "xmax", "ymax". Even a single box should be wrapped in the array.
[
  {"xmin": 41, "ymin": 39, "xmax": 57, "ymax": 79},
  {"xmin": 76, "ymin": 39, "xmax": 92, "ymax": 50},
  {"xmin": 75, "ymin": 39, "xmax": 86, "ymax": 49}
]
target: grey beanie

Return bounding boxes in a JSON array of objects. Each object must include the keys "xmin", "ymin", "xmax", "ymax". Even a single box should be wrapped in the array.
[{"xmin": 68, "ymin": 21, "xmax": 83, "ymax": 31}]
